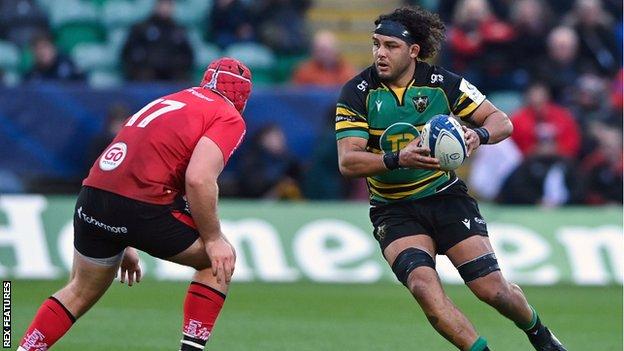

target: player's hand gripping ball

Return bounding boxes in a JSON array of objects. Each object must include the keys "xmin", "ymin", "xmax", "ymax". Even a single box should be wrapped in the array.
[{"xmin": 420, "ymin": 114, "xmax": 467, "ymax": 171}]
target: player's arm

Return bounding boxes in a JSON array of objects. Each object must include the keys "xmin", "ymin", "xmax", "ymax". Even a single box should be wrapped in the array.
[
  {"xmin": 185, "ymin": 136, "xmax": 235, "ymax": 284},
  {"xmin": 462, "ymin": 100, "xmax": 513, "ymax": 156},
  {"xmin": 337, "ymin": 137, "xmax": 387, "ymax": 177},
  {"xmin": 442, "ymin": 69, "xmax": 513, "ymax": 156},
  {"xmin": 337, "ymin": 136, "xmax": 439, "ymax": 177}
]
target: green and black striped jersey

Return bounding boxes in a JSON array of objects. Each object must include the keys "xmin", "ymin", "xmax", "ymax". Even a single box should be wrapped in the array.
[{"xmin": 335, "ymin": 61, "xmax": 486, "ymax": 204}]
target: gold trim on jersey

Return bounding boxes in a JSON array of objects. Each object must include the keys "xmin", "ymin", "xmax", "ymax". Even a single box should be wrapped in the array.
[
  {"xmin": 369, "ymin": 128, "xmax": 384, "ymax": 136},
  {"xmin": 336, "ymin": 120, "xmax": 368, "ymax": 131},
  {"xmin": 453, "ymin": 93, "xmax": 479, "ymax": 119},
  {"xmin": 336, "ymin": 107, "xmax": 366, "ymax": 119},
  {"xmin": 367, "ymin": 171, "xmax": 446, "ymax": 199},
  {"xmin": 379, "ymin": 79, "xmax": 414, "ymax": 105}
]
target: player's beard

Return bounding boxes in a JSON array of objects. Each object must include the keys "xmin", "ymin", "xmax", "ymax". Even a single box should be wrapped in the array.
[{"xmin": 376, "ymin": 58, "xmax": 413, "ymax": 85}]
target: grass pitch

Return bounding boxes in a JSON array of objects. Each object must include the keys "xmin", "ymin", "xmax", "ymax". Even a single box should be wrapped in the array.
[{"xmin": 10, "ymin": 280, "xmax": 623, "ymax": 350}]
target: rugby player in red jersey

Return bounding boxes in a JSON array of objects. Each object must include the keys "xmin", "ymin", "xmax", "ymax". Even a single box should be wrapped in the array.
[{"xmin": 18, "ymin": 57, "xmax": 251, "ymax": 351}]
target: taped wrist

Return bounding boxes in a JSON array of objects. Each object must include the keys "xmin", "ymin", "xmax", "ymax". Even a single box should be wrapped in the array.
[
  {"xmin": 473, "ymin": 127, "xmax": 490, "ymax": 145},
  {"xmin": 383, "ymin": 150, "xmax": 401, "ymax": 170}
]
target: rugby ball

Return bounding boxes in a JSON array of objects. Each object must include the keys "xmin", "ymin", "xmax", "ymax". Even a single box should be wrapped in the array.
[{"xmin": 420, "ymin": 115, "xmax": 467, "ymax": 171}]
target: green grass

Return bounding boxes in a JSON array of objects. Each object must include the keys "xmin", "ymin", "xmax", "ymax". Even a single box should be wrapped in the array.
[{"xmin": 10, "ymin": 280, "xmax": 623, "ymax": 350}]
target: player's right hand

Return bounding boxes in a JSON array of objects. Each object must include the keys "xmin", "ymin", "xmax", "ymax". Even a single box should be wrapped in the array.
[
  {"xmin": 205, "ymin": 235, "xmax": 236, "ymax": 284},
  {"xmin": 398, "ymin": 138, "xmax": 440, "ymax": 170}
]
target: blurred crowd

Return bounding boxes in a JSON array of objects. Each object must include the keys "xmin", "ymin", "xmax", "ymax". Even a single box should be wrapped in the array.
[
  {"xmin": 0, "ymin": 0, "xmax": 315, "ymax": 85},
  {"xmin": 0, "ymin": 0, "xmax": 622, "ymax": 206}
]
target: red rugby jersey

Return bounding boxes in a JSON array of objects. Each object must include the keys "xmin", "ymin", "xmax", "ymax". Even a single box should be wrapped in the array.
[{"xmin": 83, "ymin": 87, "xmax": 246, "ymax": 204}]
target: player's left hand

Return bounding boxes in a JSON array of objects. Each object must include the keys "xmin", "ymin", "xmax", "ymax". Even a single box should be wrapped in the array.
[
  {"xmin": 118, "ymin": 247, "xmax": 142, "ymax": 286},
  {"xmin": 462, "ymin": 126, "xmax": 480, "ymax": 157}
]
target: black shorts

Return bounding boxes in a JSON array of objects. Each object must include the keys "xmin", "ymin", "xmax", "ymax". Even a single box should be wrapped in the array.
[
  {"xmin": 74, "ymin": 186, "xmax": 199, "ymax": 259},
  {"xmin": 369, "ymin": 179, "xmax": 488, "ymax": 254}
]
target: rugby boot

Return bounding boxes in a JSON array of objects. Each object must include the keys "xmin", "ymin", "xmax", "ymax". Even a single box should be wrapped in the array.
[{"xmin": 528, "ymin": 326, "xmax": 567, "ymax": 351}]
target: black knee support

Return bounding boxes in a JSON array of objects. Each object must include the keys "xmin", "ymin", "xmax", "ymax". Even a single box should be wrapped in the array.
[
  {"xmin": 391, "ymin": 248, "xmax": 435, "ymax": 286},
  {"xmin": 457, "ymin": 253, "xmax": 500, "ymax": 283}
]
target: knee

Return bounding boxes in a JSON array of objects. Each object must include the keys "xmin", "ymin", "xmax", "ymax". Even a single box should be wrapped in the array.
[
  {"xmin": 192, "ymin": 268, "xmax": 230, "ymax": 291},
  {"xmin": 406, "ymin": 271, "xmax": 429, "ymax": 298}
]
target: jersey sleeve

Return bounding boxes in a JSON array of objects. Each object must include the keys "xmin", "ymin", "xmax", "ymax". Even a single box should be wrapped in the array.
[
  {"xmin": 439, "ymin": 67, "xmax": 486, "ymax": 120},
  {"xmin": 203, "ymin": 112, "xmax": 246, "ymax": 164},
  {"xmin": 335, "ymin": 78, "xmax": 369, "ymax": 140}
]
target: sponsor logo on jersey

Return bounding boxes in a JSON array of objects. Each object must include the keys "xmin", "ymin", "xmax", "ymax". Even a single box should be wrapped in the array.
[
  {"xmin": 459, "ymin": 78, "xmax": 486, "ymax": 105},
  {"xmin": 77, "ymin": 207, "xmax": 128, "ymax": 234},
  {"xmin": 462, "ymin": 218, "xmax": 471, "ymax": 229},
  {"xmin": 99, "ymin": 142, "xmax": 127, "ymax": 171},
  {"xmin": 380, "ymin": 122, "xmax": 419, "ymax": 153},
  {"xmin": 474, "ymin": 217, "xmax": 486, "ymax": 225},
  {"xmin": 357, "ymin": 80, "xmax": 368, "ymax": 92},
  {"xmin": 412, "ymin": 95, "xmax": 429, "ymax": 113},
  {"xmin": 375, "ymin": 224, "xmax": 387, "ymax": 241},
  {"xmin": 430, "ymin": 74, "xmax": 444, "ymax": 84},
  {"xmin": 375, "ymin": 100, "xmax": 383, "ymax": 112}
]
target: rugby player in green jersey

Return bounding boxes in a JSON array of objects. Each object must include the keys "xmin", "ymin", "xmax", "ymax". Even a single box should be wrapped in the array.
[{"xmin": 335, "ymin": 6, "xmax": 567, "ymax": 351}]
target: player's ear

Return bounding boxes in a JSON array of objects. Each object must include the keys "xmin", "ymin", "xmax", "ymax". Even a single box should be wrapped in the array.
[{"xmin": 409, "ymin": 44, "xmax": 420, "ymax": 59}]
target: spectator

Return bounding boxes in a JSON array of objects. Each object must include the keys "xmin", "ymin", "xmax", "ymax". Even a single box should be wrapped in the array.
[
  {"xmin": 580, "ymin": 121, "xmax": 623, "ymax": 204},
  {"xmin": 208, "ymin": 0, "xmax": 255, "ymax": 49},
  {"xmin": 121, "ymin": 0, "xmax": 193, "ymax": 81},
  {"xmin": 0, "ymin": 0, "xmax": 49, "ymax": 48},
  {"xmin": 446, "ymin": 0, "xmax": 516, "ymax": 91},
  {"xmin": 511, "ymin": 82, "xmax": 581, "ymax": 159},
  {"xmin": 569, "ymin": 74, "xmax": 614, "ymax": 159},
  {"xmin": 303, "ymin": 106, "xmax": 349, "ymax": 200},
  {"xmin": 498, "ymin": 149, "xmax": 583, "ymax": 206},
  {"xmin": 24, "ymin": 33, "xmax": 83, "ymax": 82},
  {"xmin": 291, "ymin": 30, "xmax": 357, "ymax": 87},
  {"xmin": 468, "ymin": 138, "xmax": 522, "ymax": 201},
  {"xmin": 238, "ymin": 124, "xmax": 303, "ymax": 199},
  {"xmin": 532, "ymin": 26, "xmax": 582, "ymax": 103},
  {"xmin": 509, "ymin": 0, "xmax": 553, "ymax": 89},
  {"xmin": 502, "ymin": 82, "xmax": 585, "ymax": 207},
  {"xmin": 611, "ymin": 68, "xmax": 623, "ymax": 115},
  {"xmin": 252, "ymin": 0, "xmax": 311, "ymax": 55},
  {"xmin": 566, "ymin": 0, "xmax": 621, "ymax": 75}
]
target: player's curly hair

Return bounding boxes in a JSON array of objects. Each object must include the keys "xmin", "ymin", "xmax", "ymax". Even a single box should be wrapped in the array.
[{"xmin": 375, "ymin": 6, "xmax": 446, "ymax": 60}]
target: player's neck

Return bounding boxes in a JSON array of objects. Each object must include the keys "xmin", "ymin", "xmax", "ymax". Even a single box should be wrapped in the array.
[{"xmin": 387, "ymin": 61, "xmax": 416, "ymax": 89}]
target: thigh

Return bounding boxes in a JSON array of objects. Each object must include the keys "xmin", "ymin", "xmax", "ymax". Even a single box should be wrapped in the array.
[
  {"xmin": 383, "ymin": 235, "xmax": 436, "ymax": 266},
  {"xmin": 165, "ymin": 238, "xmax": 211, "ymax": 270},
  {"xmin": 73, "ymin": 187, "xmax": 128, "ymax": 261},
  {"xmin": 432, "ymin": 194, "xmax": 489, "ymax": 254},
  {"xmin": 445, "ymin": 235, "xmax": 494, "ymax": 267},
  {"xmin": 446, "ymin": 235, "xmax": 503, "ymax": 287},
  {"xmin": 132, "ymin": 203, "xmax": 200, "ymax": 259},
  {"xmin": 383, "ymin": 234, "xmax": 445, "ymax": 299},
  {"xmin": 370, "ymin": 202, "xmax": 436, "ymax": 254}
]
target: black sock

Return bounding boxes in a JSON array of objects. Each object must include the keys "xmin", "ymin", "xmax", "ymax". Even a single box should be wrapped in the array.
[
  {"xmin": 525, "ymin": 315, "xmax": 544, "ymax": 335},
  {"xmin": 180, "ymin": 334, "xmax": 207, "ymax": 351}
]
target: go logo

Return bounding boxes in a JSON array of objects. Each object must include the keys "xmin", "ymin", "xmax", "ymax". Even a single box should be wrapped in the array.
[
  {"xmin": 380, "ymin": 122, "xmax": 419, "ymax": 152},
  {"xmin": 99, "ymin": 142, "xmax": 127, "ymax": 171}
]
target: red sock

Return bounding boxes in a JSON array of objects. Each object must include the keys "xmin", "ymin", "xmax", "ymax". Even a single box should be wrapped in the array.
[
  {"xmin": 180, "ymin": 282, "xmax": 226, "ymax": 350},
  {"xmin": 19, "ymin": 297, "xmax": 76, "ymax": 351}
]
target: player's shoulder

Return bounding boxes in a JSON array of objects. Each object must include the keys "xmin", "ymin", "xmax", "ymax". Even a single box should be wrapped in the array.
[
  {"xmin": 341, "ymin": 65, "xmax": 381, "ymax": 95},
  {"xmin": 413, "ymin": 61, "xmax": 462, "ymax": 89}
]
